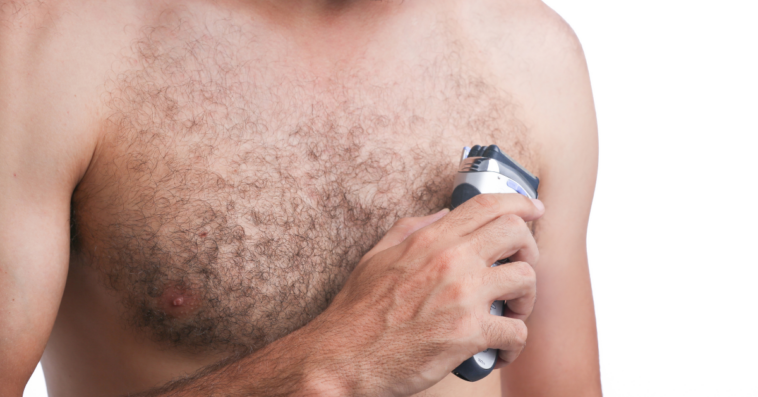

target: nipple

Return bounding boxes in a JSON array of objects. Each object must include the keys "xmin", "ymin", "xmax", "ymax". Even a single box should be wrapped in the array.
[{"xmin": 159, "ymin": 285, "xmax": 200, "ymax": 318}]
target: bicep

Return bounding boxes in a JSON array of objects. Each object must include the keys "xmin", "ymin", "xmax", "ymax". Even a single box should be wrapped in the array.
[
  {"xmin": 0, "ymin": 44, "xmax": 86, "ymax": 397},
  {"xmin": 499, "ymin": 127, "xmax": 600, "ymax": 396},
  {"xmin": 0, "ymin": 108, "xmax": 78, "ymax": 394},
  {"xmin": 501, "ymin": 107, "xmax": 600, "ymax": 393},
  {"xmin": 0, "ymin": 178, "xmax": 71, "ymax": 396}
]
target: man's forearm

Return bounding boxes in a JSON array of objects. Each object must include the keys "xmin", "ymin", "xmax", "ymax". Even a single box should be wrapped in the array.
[{"xmin": 134, "ymin": 323, "xmax": 345, "ymax": 397}]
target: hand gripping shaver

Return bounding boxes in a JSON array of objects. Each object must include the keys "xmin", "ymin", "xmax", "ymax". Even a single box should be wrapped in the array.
[{"xmin": 450, "ymin": 144, "xmax": 539, "ymax": 382}]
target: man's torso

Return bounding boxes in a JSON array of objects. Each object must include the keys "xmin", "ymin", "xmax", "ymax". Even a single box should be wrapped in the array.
[{"xmin": 29, "ymin": 1, "xmax": 539, "ymax": 395}]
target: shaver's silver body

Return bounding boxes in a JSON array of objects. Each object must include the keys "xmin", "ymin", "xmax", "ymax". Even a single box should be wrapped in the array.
[
  {"xmin": 450, "ymin": 145, "xmax": 539, "ymax": 382},
  {"xmin": 455, "ymin": 158, "xmax": 538, "ymax": 199}
]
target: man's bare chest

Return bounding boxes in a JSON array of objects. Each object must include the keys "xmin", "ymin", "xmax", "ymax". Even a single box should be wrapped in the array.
[{"xmin": 70, "ymin": 19, "xmax": 534, "ymax": 353}]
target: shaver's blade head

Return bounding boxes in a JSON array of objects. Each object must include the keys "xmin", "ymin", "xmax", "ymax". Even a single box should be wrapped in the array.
[{"xmin": 459, "ymin": 144, "xmax": 539, "ymax": 194}]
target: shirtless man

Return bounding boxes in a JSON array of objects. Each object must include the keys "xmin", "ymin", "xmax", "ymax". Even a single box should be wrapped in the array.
[{"xmin": 0, "ymin": 0, "xmax": 600, "ymax": 395}]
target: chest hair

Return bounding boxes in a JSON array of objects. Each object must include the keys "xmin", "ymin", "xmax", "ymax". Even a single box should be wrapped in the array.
[{"xmin": 71, "ymin": 15, "xmax": 530, "ymax": 352}]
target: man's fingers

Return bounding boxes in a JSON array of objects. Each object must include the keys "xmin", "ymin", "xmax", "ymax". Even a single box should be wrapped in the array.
[
  {"xmin": 439, "ymin": 194, "xmax": 543, "ymax": 237},
  {"xmin": 480, "ymin": 315, "xmax": 528, "ymax": 366},
  {"xmin": 481, "ymin": 261, "xmax": 537, "ymax": 320},
  {"xmin": 466, "ymin": 213, "xmax": 539, "ymax": 267},
  {"xmin": 361, "ymin": 209, "xmax": 449, "ymax": 262}
]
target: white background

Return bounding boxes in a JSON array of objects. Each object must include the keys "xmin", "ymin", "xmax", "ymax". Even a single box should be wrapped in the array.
[{"xmin": 24, "ymin": 0, "xmax": 758, "ymax": 396}]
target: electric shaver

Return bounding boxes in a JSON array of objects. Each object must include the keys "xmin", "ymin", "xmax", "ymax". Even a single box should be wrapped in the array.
[{"xmin": 450, "ymin": 144, "xmax": 539, "ymax": 382}]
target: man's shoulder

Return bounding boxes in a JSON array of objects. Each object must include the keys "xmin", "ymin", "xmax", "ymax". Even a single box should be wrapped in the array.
[
  {"xmin": 0, "ymin": 0, "xmax": 142, "ymax": 66},
  {"xmin": 460, "ymin": 0, "xmax": 597, "ymax": 177},
  {"xmin": 0, "ymin": 0, "xmax": 139, "ymax": 187},
  {"xmin": 466, "ymin": 0, "xmax": 584, "ymax": 57},
  {"xmin": 468, "ymin": 0, "xmax": 596, "ymax": 141},
  {"xmin": 461, "ymin": 0, "xmax": 587, "ymax": 87}
]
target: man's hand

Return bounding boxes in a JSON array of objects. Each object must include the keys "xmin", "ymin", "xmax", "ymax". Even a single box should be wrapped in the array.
[{"xmin": 306, "ymin": 193, "xmax": 544, "ymax": 396}]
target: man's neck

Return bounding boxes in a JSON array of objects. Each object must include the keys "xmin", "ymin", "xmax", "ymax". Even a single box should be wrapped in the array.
[
  {"xmin": 243, "ymin": 0, "xmax": 402, "ymax": 25},
  {"xmin": 211, "ymin": 0, "xmax": 412, "ymax": 76}
]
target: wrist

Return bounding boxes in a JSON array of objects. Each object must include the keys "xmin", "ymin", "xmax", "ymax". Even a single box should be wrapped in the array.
[
  {"xmin": 298, "ymin": 365, "xmax": 351, "ymax": 396},
  {"xmin": 296, "ymin": 316, "xmax": 357, "ymax": 396}
]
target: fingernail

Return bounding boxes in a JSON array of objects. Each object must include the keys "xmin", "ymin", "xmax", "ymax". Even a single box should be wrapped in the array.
[{"xmin": 531, "ymin": 199, "xmax": 544, "ymax": 212}]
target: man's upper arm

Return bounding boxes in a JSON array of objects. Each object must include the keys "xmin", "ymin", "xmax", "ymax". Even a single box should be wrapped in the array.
[
  {"xmin": 0, "ymin": 7, "xmax": 95, "ymax": 394},
  {"xmin": 470, "ymin": 1, "xmax": 601, "ymax": 395}
]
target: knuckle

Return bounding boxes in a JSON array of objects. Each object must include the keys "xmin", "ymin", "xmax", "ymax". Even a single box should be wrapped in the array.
[
  {"xmin": 513, "ymin": 193, "xmax": 532, "ymax": 208},
  {"xmin": 503, "ymin": 213, "xmax": 526, "ymax": 229},
  {"xmin": 458, "ymin": 313, "xmax": 486, "ymax": 349},
  {"xmin": 432, "ymin": 246, "xmax": 464, "ymax": 274},
  {"xmin": 393, "ymin": 217, "xmax": 414, "ymax": 229},
  {"xmin": 407, "ymin": 228, "xmax": 435, "ymax": 247},
  {"xmin": 393, "ymin": 217, "xmax": 418, "ymax": 235},
  {"xmin": 511, "ymin": 320, "xmax": 528, "ymax": 348},
  {"xmin": 479, "ymin": 318, "xmax": 497, "ymax": 344},
  {"xmin": 472, "ymin": 194, "xmax": 501, "ymax": 211},
  {"xmin": 514, "ymin": 261, "xmax": 536, "ymax": 281},
  {"xmin": 438, "ymin": 244, "xmax": 465, "ymax": 263},
  {"xmin": 456, "ymin": 272, "xmax": 479, "ymax": 297},
  {"xmin": 443, "ymin": 281, "xmax": 467, "ymax": 302},
  {"xmin": 529, "ymin": 244, "xmax": 540, "ymax": 265}
]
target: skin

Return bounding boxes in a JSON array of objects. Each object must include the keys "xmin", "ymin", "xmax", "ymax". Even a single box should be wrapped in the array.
[{"xmin": 0, "ymin": 0, "xmax": 600, "ymax": 396}]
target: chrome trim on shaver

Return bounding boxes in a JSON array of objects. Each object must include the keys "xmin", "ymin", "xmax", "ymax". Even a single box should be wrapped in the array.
[
  {"xmin": 460, "ymin": 146, "xmax": 472, "ymax": 164},
  {"xmin": 457, "ymin": 157, "xmax": 538, "ymax": 199}
]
